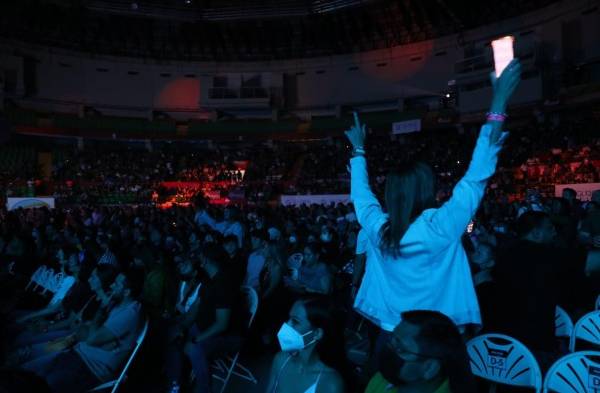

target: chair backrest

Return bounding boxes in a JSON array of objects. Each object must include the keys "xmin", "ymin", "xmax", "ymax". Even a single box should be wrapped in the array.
[
  {"xmin": 34, "ymin": 267, "xmax": 64, "ymax": 293},
  {"xmin": 467, "ymin": 333, "xmax": 542, "ymax": 393},
  {"xmin": 570, "ymin": 311, "xmax": 600, "ymax": 352},
  {"xmin": 111, "ymin": 318, "xmax": 149, "ymax": 393},
  {"xmin": 542, "ymin": 351, "xmax": 600, "ymax": 393},
  {"xmin": 556, "ymin": 306, "xmax": 574, "ymax": 338},
  {"xmin": 27, "ymin": 266, "xmax": 47, "ymax": 290},
  {"xmin": 240, "ymin": 286, "xmax": 259, "ymax": 328}
]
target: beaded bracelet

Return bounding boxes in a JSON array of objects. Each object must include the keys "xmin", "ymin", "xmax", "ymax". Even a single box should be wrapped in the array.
[
  {"xmin": 352, "ymin": 147, "xmax": 366, "ymax": 156},
  {"xmin": 486, "ymin": 112, "xmax": 507, "ymax": 122}
]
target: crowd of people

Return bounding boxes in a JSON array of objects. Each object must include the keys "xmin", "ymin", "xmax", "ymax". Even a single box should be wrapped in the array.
[
  {"xmin": 0, "ymin": 59, "xmax": 599, "ymax": 393},
  {"xmin": 1, "ymin": 109, "xmax": 599, "ymax": 209},
  {"xmin": 0, "ymin": 187, "xmax": 598, "ymax": 392}
]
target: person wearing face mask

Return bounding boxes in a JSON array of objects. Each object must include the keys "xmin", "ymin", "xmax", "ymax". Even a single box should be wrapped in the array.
[
  {"xmin": 266, "ymin": 297, "xmax": 346, "ymax": 393},
  {"xmin": 367, "ymin": 310, "xmax": 475, "ymax": 393}
]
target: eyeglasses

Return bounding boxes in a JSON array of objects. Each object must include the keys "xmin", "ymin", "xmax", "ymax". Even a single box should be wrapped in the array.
[{"xmin": 387, "ymin": 335, "xmax": 442, "ymax": 360}]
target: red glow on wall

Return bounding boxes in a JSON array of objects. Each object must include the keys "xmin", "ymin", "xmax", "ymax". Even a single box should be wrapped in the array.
[
  {"xmin": 352, "ymin": 39, "xmax": 434, "ymax": 81},
  {"xmin": 155, "ymin": 78, "xmax": 201, "ymax": 109}
]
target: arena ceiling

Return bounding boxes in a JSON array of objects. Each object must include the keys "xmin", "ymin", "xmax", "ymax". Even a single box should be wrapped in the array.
[{"xmin": 0, "ymin": 0, "xmax": 559, "ymax": 61}]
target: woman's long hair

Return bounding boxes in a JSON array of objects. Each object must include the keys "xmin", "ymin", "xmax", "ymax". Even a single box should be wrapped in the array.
[
  {"xmin": 300, "ymin": 296, "xmax": 354, "ymax": 386},
  {"xmin": 380, "ymin": 162, "xmax": 436, "ymax": 256}
]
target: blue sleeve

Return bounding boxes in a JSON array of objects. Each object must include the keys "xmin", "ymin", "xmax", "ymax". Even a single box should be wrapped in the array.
[
  {"xmin": 428, "ymin": 124, "xmax": 507, "ymax": 241},
  {"xmin": 233, "ymin": 223, "xmax": 244, "ymax": 248},
  {"xmin": 198, "ymin": 210, "xmax": 218, "ymax": 230},
  {"xmin": 350, "ymin": 156, "xmax": 388, "ymax": 246}
]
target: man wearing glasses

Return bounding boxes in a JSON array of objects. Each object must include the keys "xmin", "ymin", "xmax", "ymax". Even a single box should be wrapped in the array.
[{"xmin": 365, "ymin": 310, "xmax": 476, "ymax": 393}]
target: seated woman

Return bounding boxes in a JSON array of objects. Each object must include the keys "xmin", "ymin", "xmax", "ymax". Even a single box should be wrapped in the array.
[
  {"xmin": 266, "ymin": 297, "xmax": 346, "ymax": 393},
  {"xmin": 284, "ymin": 244, "xmax": 332, "ymax": 296}
]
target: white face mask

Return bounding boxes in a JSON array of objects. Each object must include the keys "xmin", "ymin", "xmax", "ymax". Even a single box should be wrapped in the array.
[
  {"xmin": 320, "ymin": 233, "xmax": 332, "ymax": 243},
  {"xmin": 277, "ymin": 322, "xmax": 315, "ymax": 352}
]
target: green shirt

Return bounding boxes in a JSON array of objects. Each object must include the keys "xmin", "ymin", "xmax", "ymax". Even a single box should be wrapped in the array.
[{"xmin": 365, "ymin": 373, "xmax": 451, "ymax": 393}]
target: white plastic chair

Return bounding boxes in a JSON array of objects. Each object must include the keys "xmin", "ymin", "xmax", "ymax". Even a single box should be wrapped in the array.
[
  {"xmin": 556, "ymin": 306, "xmax": 574, "ymax": 338},
  {"xmin": 38, "ymin": 269, "xmax": 58, "ymax": 295},
  {"xmin": 88, "ymin": 318, "xmax": 149, "ymax": 393},
  {"xmin": 542, "ymin": 351, "xmax": 600, "ymax": 393},
  {"xmin": 467, "ymin": 333, "xmax": 542, "ymax": 393},
  {"xmin": 26, "ymin": 266, "xmax": 47, "ymax": 291},
  {"xmin": 211, "ymin": 286, "xmax": 259, "ymax": 393},
  {"xmin": 570, "ymin": 311, "xmax": 600, "ymax": 352}
]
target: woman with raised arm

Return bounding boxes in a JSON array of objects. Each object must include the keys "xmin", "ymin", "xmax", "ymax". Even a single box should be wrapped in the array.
[{"xmin": 345, "ymin": 59, "xmax": 521, "ymax": 335}]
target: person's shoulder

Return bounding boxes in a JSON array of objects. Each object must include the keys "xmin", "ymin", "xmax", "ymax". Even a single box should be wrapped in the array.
[
  {"xmin": 271, "ymin": 351, "xmax": 289, "ymax": 369},
  {"xmin": 319, "ymin": 366, "xmax": 344, "ymax": 393},
  {"xmin": 115, "ymin": 300, "xmax": 142, "ymax": 316}
]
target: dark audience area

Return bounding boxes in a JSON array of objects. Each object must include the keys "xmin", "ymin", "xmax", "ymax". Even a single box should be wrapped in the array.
[
  {"xmin": 1, "ymin": 1, "xmax": 600, "ymax": 389},
  {"xmin": 0, "ymin": 114, "xmax": 599, "ymax": 392}
]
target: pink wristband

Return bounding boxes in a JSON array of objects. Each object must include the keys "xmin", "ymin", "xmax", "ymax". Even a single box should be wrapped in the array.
[{"xmin": 486, "ymin": 112, "xmax": 507, "ymax": 122}]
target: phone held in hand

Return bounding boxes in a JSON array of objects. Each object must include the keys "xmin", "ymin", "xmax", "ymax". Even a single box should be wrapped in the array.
[{"xmin": 491, "ymin": 35, "xmax": 515, "ymax": 78}]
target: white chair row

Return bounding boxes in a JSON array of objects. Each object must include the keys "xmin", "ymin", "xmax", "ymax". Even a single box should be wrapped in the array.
[
  {"xmin": 26, "ymin": 265, "xmax": 63, "ymax": 294},
  {"xmin": 555, "ymin": 308, "xmax": 600, "ymax": 352},
  {"xmin": 467, "ymin": 333, "xmax": 600, "ymax": 393}
]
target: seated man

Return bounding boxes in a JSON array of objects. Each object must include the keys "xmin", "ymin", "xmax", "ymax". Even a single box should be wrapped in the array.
[
  {"xmin": 27, "ymin": 271, "xmax": 143, "ymax": 393},
  {"xmin": 490, "ymin": 211, "xmax": 568, "ymax": 368},
  {"xmin": 8, "ymin": 265, "xmax": 115, "ymax": 367},
  {"xmin": 166, "ymin": 244, "xmax": 243, "ymax": 393},
  {"xmin": 366, "ymin": 310, "xmax": 475, "ymax": 393}
]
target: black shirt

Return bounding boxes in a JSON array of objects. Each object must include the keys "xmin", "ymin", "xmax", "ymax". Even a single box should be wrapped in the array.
[
  {"xmin": 224, "ymin": 252, "xmax": 247, "ymax": 289},
  {"xmin": 490, "ymin": 240, "xmax": 568, "ymax": 352},
  {"xmin": 195, "ymin": 269, "xmax": 246, "ymax": 336}
]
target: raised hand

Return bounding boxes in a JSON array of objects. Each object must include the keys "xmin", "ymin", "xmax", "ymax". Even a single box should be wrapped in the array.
[
  {"xmin": 487, "ymin": 58, "xmax": 521, "ymax": 144},
  {"xmin": 490, "ymin": 58, "xmax": 522, "ymax": 113},
  {"xmin": 344, "ymin": 112, "xmax": 366, "ymax": 151}
]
